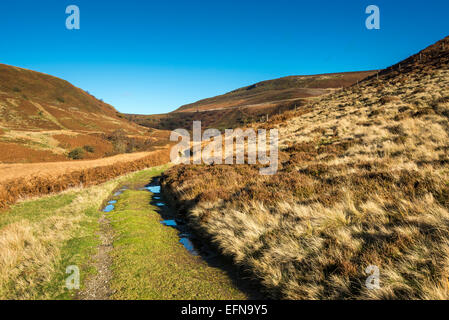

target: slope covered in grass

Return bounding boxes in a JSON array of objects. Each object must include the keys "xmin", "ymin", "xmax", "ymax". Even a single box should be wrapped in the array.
[
  {"xmin": 176, "ymin": 71, "xmax": 375, "ymax": 112},
  {"xmin": 0, "ymin": 63, "xmax": 139, "ymax": 133},
  {"xmin": 162, "ymin": 36, "xmax": 449, "ymax": 299},
  {"xmin": 126, "ymin": 71, "xmax": 374, "ymax": 132},
  {"xmin": 0, "ymin": 64, "xmax": 171, "ymax": 163}
]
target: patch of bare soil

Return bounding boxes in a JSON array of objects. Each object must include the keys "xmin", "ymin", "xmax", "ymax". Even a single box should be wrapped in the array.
[{"xmin": 78, "ymin": 214, "xmax": 114, "ymax": 300}]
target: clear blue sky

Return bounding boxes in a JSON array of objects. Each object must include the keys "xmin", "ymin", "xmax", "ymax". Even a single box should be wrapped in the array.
[{"xmin": 0, "ymin": 0, "xmax": 448, "ymax": 114}]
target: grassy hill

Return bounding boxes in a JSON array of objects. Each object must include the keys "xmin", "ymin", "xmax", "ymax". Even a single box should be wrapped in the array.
[
  {"xmin": 162, "ymin": 36, "xmax": 449, "ymax": 299},
  {"xmin": 0, "ymin": 64, "xmax": 138, "ymax": 132},
  {"xmin": 126, "ymin": 97, "xmax": 307, "ymax": 132},
  {"xmin": 176, "ymin": 71, "xmax": 375, "ymax": 112},
  {"xmin": 127, "ymin": 71, "xmax": 374, "ymax": 131},
  {"xmin": 0, "ymin": 64, "xmax": 169, "ymax": 163}
]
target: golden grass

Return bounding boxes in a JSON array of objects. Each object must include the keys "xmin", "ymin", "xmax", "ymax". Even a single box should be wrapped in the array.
[
  {"xmin": 162, "ymin": 37, "xmax": 449, "ymax": 299},
  {"xmin": 0, "ymin": 176, "xmax": 125, "ymax": 299}
]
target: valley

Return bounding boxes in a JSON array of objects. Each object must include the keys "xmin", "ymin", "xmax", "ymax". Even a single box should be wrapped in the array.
[{"xmin": 0, "ymin": 35, "xmax": 448, "ymax": 301}]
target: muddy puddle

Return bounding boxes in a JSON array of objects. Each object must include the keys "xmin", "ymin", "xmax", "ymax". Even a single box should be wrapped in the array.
[
  {"xmin": 144, "ymin": 178, "xmax": 200, "ymax": 255},
  {"xmin": 101, "ymin": 176, "xmax": 264, "ymax": 298},
  {"xmin": 101, "ymin": 180, "xmax": 200, "ymax": 256},
  {"xmin": 102, "ymin": 187, "xmax": 128, "ymax": 212}
]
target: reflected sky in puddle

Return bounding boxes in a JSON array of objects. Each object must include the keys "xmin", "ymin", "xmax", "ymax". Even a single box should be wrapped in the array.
[
  {"xmin": 161, "ymin": 220, "xmax": 177, "ymax": 226},
  {"xmin": 108, "ymin": 200, "xmax": 117, "ymax": 204},
  {"xmin": 160, "ymin": 220, "xmax": 198, "ymax": 255},
  {"xmin": 103, "ymin": 204, "xmax": 115, "ymax": 212},
  {"xmin": 180, "ymin": 238, "xmax": 198, "ymax": 255},
  {"xmin": 145, "ymin": 185, "xmax": 161, "ymax": 193},
  {"xmin": 140, "ymin": 180, "xmax": 199, "ymax": 256}
]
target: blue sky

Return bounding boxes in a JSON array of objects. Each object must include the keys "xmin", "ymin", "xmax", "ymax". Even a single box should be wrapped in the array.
[{"xmin": 0, "ymin": 0, "xmax": 448, "ymax": 114}]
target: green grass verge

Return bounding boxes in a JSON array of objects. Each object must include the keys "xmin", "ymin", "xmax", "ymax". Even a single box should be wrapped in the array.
[
  {"xmin": 0, "ymin": 164, "xmax": 245, "ymax": 300},
  {"xmin": 0, "ymin": 190, "xmax": 100, "ymax": 299},
  {"xmin": 0, "ymin": 166, "xmax": 168, "ymax": 300},
  {"xmin": 108, "ymin": 168, "xmax": 247, "ymax": 300}
]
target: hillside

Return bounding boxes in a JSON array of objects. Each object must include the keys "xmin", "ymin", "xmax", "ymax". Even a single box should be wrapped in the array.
[
  {"xmin": 162, "ymin": 36, "xmax": 449, "ymax": 299},
  {"xmin": 0, "ymin": 64, "xmax": 170, "ymax": 163},
  {"xmin": 127, "ymin": 71, "xmax": 374, "ymax": 131},
  {"xmin": 0, "ymin": 64, "xmax": 139, "ymax": 132},
  {"xmin": 176, "ymin": 71, "xmax": 375, "ymax": 112},
  {"xmin": 126, "ymin": 97, "xmax": 306, "ymax": 132}
]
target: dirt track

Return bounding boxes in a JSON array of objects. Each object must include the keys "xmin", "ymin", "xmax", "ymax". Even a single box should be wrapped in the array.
[{"xmin": 0, "ymin": 149, "xmax": 168, "ymax": 183}]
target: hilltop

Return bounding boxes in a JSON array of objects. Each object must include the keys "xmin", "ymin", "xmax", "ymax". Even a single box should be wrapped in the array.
[
  {"xmin": 162, "ymin": 36, "xmax": 449, "ymax": 299},
  {"xmin": 0, "ymin": 64, "xmax": 169, "ymax": 163}
]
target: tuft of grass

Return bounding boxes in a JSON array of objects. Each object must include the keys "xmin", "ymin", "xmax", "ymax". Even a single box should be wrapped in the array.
[{"xmin": 68, "ymin": 147, "xmax": 85, "ymax": 160}]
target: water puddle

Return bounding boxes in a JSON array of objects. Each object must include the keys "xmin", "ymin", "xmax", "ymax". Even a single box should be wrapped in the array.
[
  {"xmin": 103, "ymin": 204, "xmax": 115, "ymax": 212},
  {"xmin": 161, "ymin": 220, "xmax": 177, "ymax": 227},
  {"xmin": 144, "ymin": 185, "xmax": 161, "ymax": 193},
  {"xmin": 104, "ymin": 179, "xmax": 199, "ymax": 256},
  {"xmin": 159, "ymin": 219, "xmax": 198, "ymax": 254},
  {"xmin": 146, "ymin": 178, "xmax": 199, "ymax": 255},
  {"xmin": 179, "ymin": 237, "xmax": 198, "ymax": 255}
]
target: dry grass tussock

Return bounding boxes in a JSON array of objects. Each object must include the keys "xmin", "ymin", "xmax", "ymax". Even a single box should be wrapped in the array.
[{"xmin": 162, "ymin": 36, "xmax": 449, "ymax": 299}]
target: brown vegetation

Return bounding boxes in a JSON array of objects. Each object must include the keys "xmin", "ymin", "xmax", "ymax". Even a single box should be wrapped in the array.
[
  {"xmin": 162, "ymin": 36, "xmax": 449, "ymax": 299},
  {"xmin": 0, "ymin": 141, "xmax": 68, "ymax": 163},
  {"xmin": 0, "ymin": 63, "xmax": 173, "ymax": 163},
  {"xmin": 127, "ymin": 71, "xmax": 375, "ymax": 132},
  {"xmin": 0, "ymin": 63, "xmax": 141, "ymax": 133},
  {"xmin": 127, "ymin": 98, "xmax": 307, "ymax": 131},
  {"xmin": 53, "ymin": 133, "xmax": 113, "ymax": 159},
  {"xmin": 176, "ymin": 71, "xmax": 375, "ymax": 113},
  {"xmin": 0, "ymin": 149, "xmax": 170, "ymax": 210}
]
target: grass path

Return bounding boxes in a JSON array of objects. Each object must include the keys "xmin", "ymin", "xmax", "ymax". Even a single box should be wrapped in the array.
[
  {"xmin": 0, "ymin": 176, "xmax": 123, "ymax": 299},
  {"xmin": 105, "ymin": 168, "xmax": 247, "ymax": 300},
  {"xmin": 0, "ymin": 165, "xmax": 248, "ymax": 299}
]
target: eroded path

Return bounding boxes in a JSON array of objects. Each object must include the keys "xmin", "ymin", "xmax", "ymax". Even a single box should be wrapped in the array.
[
  {"xmin": 82, "ymin": 167, "xmax": 249, "ymax": 300},
  {"xmin": 78, "ymin": 213, "xmax": 114, "ymax": 300}
]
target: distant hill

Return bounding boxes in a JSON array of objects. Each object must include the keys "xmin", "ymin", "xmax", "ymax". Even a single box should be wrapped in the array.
[
  {"xmin": 127, "ymin": 71, "xmax": 375, "ymax": 131},
  {"xmin": 175, "ymin": 71, "xmax": 375, "ymax": 113},
  {"xmin": 0, "ymin": 64, "xmax": 169, "ymax": 163}
]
